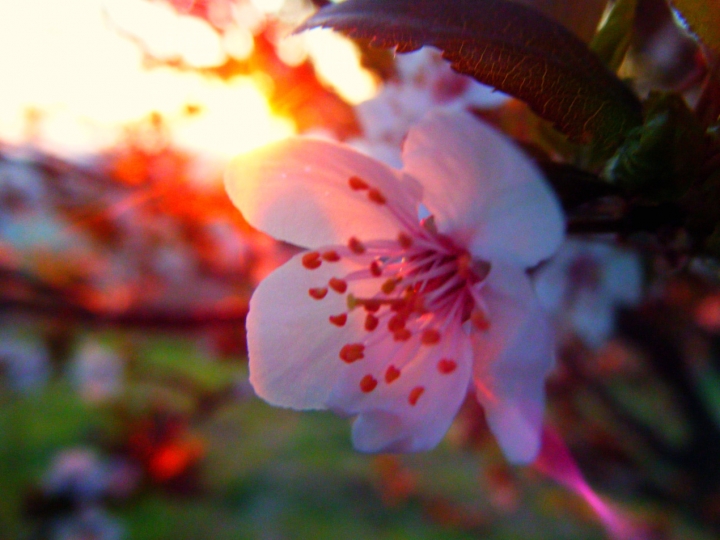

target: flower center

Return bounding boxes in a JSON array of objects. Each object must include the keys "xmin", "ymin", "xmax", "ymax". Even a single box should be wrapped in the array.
[{"xmin": 302, "ymin": 176, "xmax": 492, "ymax": 405}]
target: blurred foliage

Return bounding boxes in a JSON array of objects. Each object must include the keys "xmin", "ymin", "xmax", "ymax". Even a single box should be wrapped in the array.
[{"xmin": 1, "ymin": 319, "xmax": 719, "ymax": 539}]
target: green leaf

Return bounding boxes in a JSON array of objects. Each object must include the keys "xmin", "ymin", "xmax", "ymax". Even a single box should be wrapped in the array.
[
  {"xmin": 591, "ymin": 0, "xmax": 638, "ymax": 72},
  {"xmin": 300, "ymin": 0, "xmax": 643, "ymax": 156},
  {"xmin": 669, "ymin": 0, "xmax": 720, "ymax": 54},
  {"xmin": 606, "ymin": 92, "xmax": 706, "ymax": 200}
]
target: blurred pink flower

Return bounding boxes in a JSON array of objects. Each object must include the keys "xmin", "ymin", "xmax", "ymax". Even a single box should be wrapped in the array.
[
  {"xmin": 533, "ymin": 239, "xmax": 643, "ymax": 348},
  {"xmin": 225, "ymin": 110, "xmax": 564, "ymax": 463},
  {"xmin": 351, "ymin": 48, "xmax": 509, "ymax": 167},
  {"xmin": 71, "ymin": 341, "xmax": 124, "ymax": 403}
]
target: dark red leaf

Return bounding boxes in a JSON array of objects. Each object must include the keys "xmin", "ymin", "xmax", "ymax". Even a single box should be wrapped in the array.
[{"xmin": 300, "ymin": 0, "xmax": 643, "ymax": 156}]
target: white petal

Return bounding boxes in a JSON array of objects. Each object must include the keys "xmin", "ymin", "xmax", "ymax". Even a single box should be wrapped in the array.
[
  {"xmin": 348, "ymin": 137, "xmax": 404, "ymax": 169},
  {"xmin": 225, "ymin": 138, "xmax": 420, "ymax": 249},
  {"xmin": 472, "ymin": 263, "xmax": 555, "ymax": 463},
  {"xmin": 327, "ymin": 327, "xmax": 473, "ymax": 452},
  {"xmin": 461, "ymin": 82, "xmax": 510, "ymax": 110},
  {"xmin": 402, "ymin": 110, "xmax": 564, "ymax": 267},
  {"xmin": 247, "ymin": 251, "xmax": 367, "ymax": 409},
  {"xmin": 532, "ymin": 255, "xmax": 570, "ymax": 314}
]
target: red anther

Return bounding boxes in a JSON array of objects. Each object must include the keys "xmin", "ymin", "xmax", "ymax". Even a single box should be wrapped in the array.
[
  {"xmin": 421, "ymin": 215, "xmax": 437, "ymax": 234},
  {"xmin": 385, "ymin": 365, "xmax": 401, "ymax": 383},
  {"xmin": 348, "ymin": 237, "xmax": 366, "ymax": 254},
  {"xmin": 339, "ymin": 343, "xmax": 365, "ymax": 363},
  {"xmin": 458, "ymin": 254, "xmax": 491, "ymax": 283},
  {"xmin": 322, "ymin": 250, "xmax": 341, "ymax": 262},
  {"xmin": 302, "ymin": 251, "xmax": 322, "ymax": 269},
  {"xmin": 364, "ymin": 314, "xmax": 379, "ymax": 331},
  {"xmin": 421, "ymin": 328, "xmax": 442, "ymax": 345},
  {"xmin": 367, "ymin": 188, "xmax": 386, "ymax": 205},
  {"xmin": 329, "ymin": 277, "xmax": 348, "ymax": 294},
  {"xmin": 471, "ymin": 309, "xmax": 490, "ymax": 330},
  {"xmin": 457, "ymin": 252, "xmax": 473, "ymax": 280},
  {"xmin": 308, "ymin": 287, "xmax": 328, "ymax": 300},
  {"xmin": 408, "ymin": 386, "xmax": 425, "ymax": 406},
  {"xmin": 388, "ymin": 315, "xmax": 406, "ymax": 332},
  {"xmin": 370, "ymin": 260, "xmax": 382, "ymax": 277},
  {"xmin": 393, "ymin": 328, "xmax": 412, "ymax": 342},
  {"xmin": 409, "ymin": 294, "xmax": 427, "ymax": 314},
  {"xmin": 437, "ymin": 358, "xmax": 457, "ymax": 374},
  {"xmin": 359, "ymin": 374, "xmax": 378, "ymax": 393},
  {"xmin": 363, "ymin": 299, "xmax": 381, "ymax": 312},
  {"xmin": 381, "ymin": 278, "xmax": 398, "ymax": 295},
  {"xmin": 329, "ymin": 313, "xmax": 348, "ymax": 327},
  {"xmin": 349, "ymin": 176, "xmax": 369, "ymax": 190},
  {"xmin": 397, "ymin": 232, "xmax": 413, "ymax": 249},
  {"xmin": 390, "ymin": 299, "xmax": 407, "ymax": 312}
]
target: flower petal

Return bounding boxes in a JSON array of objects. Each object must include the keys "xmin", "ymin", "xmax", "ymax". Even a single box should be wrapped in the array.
[
  {"xmin": 472, "ymin": 263, "xmax": 555, "ymax": 463},
  {"xmin": 225, "ymin": 138, "xmax": 421, "ymax": 249},
  {"xmin": 247, "ymin": 251, "xmax": 368, "ymax": 409},
  {"xmin": 327, "ymin": 326, "xmax": 473, "ymax": 452},
  {"xmin": 402, "ymin": 110, "xmax": 564, "ymax": 267}
]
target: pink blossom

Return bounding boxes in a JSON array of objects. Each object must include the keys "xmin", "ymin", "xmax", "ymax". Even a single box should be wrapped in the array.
[
  {"xmin": 351, "ymin": 48, "xmax": 509, "ymax": 167},
  {"xmin": 225, "ymin": 111, "xmax": 564, "ymax": 463},
  {"xmin": 533, "ymin": 239, "xmax": 643, "ymax": 348}
]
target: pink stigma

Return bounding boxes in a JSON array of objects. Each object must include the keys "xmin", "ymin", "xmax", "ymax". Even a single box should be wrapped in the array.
[{"xmin": 534, "ymin": 427, "xmax": 647, "ymax": 540}]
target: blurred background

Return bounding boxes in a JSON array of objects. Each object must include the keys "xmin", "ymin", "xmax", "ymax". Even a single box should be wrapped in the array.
[{"xmin": 1, "ymin": 0, "xmax": 720, "ymax": 538}]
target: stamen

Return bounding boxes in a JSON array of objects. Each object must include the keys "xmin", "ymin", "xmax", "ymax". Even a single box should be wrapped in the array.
[
  {"xmin": 369, "ymin": 260, "xmax": 383, "ymax": 277},
  {"xmin": 362, "ymin": 299, "xmax": 381, "ymax": 313},
  {"xmin": 393, "ymin": 328, "xmax": 412, "ymax": 342},
  {"xmin": 302, "ymin": 251, "xmax": 322, "ymax": 270},
  {"xmin": 322, "ymin": 250, "xmax": 341, "ymax": 262},
  {"xmin": 385, "ymin": 365, "xmax": 401, "ymax": 383},
  {"xmin": 359, "ymin": 374, "xmax": 378, "ymax": 393},
  {"xmin": 408, "ymin": 386, "xmax": 425, "ymax": 406},
  {"xmin": 339, "ymin": 343, "xmax": 365, "ymax": 363},
  {"xmin": 308, "ymin": 287, "xmax": 328, "ymax": 300},
  {"xmin": 398, "ymin": 232, "xmax": 413, "ymax": 249},
  {"xmin": 349, "ymin": 176, "xmax": 369, "ymax": 190},
  {"xmin": 458, "ymin": 253, "xmax": 491, "ymax": 282},
  {"xmin": 437, "ymin": 359, "xmax": 457, "ymax": 374},
  {"xmin": 329, "ymin": 278, "xmax": 348, "ymax": 294},
  {"xmin": 471, "ymin": 309, "xmax": 490, "ymax": 330},
  {"xmin": 390, "ymin": 298, "xmax": 409, "ymax": 313},
  {"xmin": 381, "ymin": 278, "xmax": 399, "ymax": 295},
  {"xmin": 421, "ymin": 328, "xmax": 441, "ymax": 345},
  {"xmin": 367, "ymin": 188, "xmax": 386, "ymax": 205},
  {"xmin": 348, "ymin": 237, "xmax": 366, "ymax": 254},
  {"xmin": 421, "ymin": 216, "xmax": 437, "ymax": 234},
  {"xmin": 388, "ymin": 315, "xmax": 406, "ymax": 332},
  {"xmin": 329, "ymin": 314, "xmax": 347, "ymax": 327},
  {"xmin": 364, "ymin": 314, "xmax": 379, "ymax": 331}
]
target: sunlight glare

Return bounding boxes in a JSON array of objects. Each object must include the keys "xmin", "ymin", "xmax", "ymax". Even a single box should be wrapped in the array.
[
  {"xmin": 104, "ymin": 0, "xmax": 226, "ymax": 68},
  {"xmin": 303, "ymin": 29, "xmax": 378, "ymax": 105},
  {"xmin": 0, "ymin": 0, "xmax": 295, "ymax": 162},
  {"xmin": 250, "ymin": 0, "xmax": 286, "ymax": 14},
  {"xmin": 171, "ymin": 76, "xmax": 295, "ymax": 160}
]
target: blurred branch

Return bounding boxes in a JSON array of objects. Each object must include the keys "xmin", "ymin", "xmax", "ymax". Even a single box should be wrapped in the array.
[
  {"xmin": 0, "ymin": 266, "xmax": 247, "ymax": 331},
  {"xmin": 617, "ymin": 305, "xmax": 720, "ymax": 515},
  {"xmin": 562, "ymin": 343, "xmax": 684, "ymax": 465}
]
